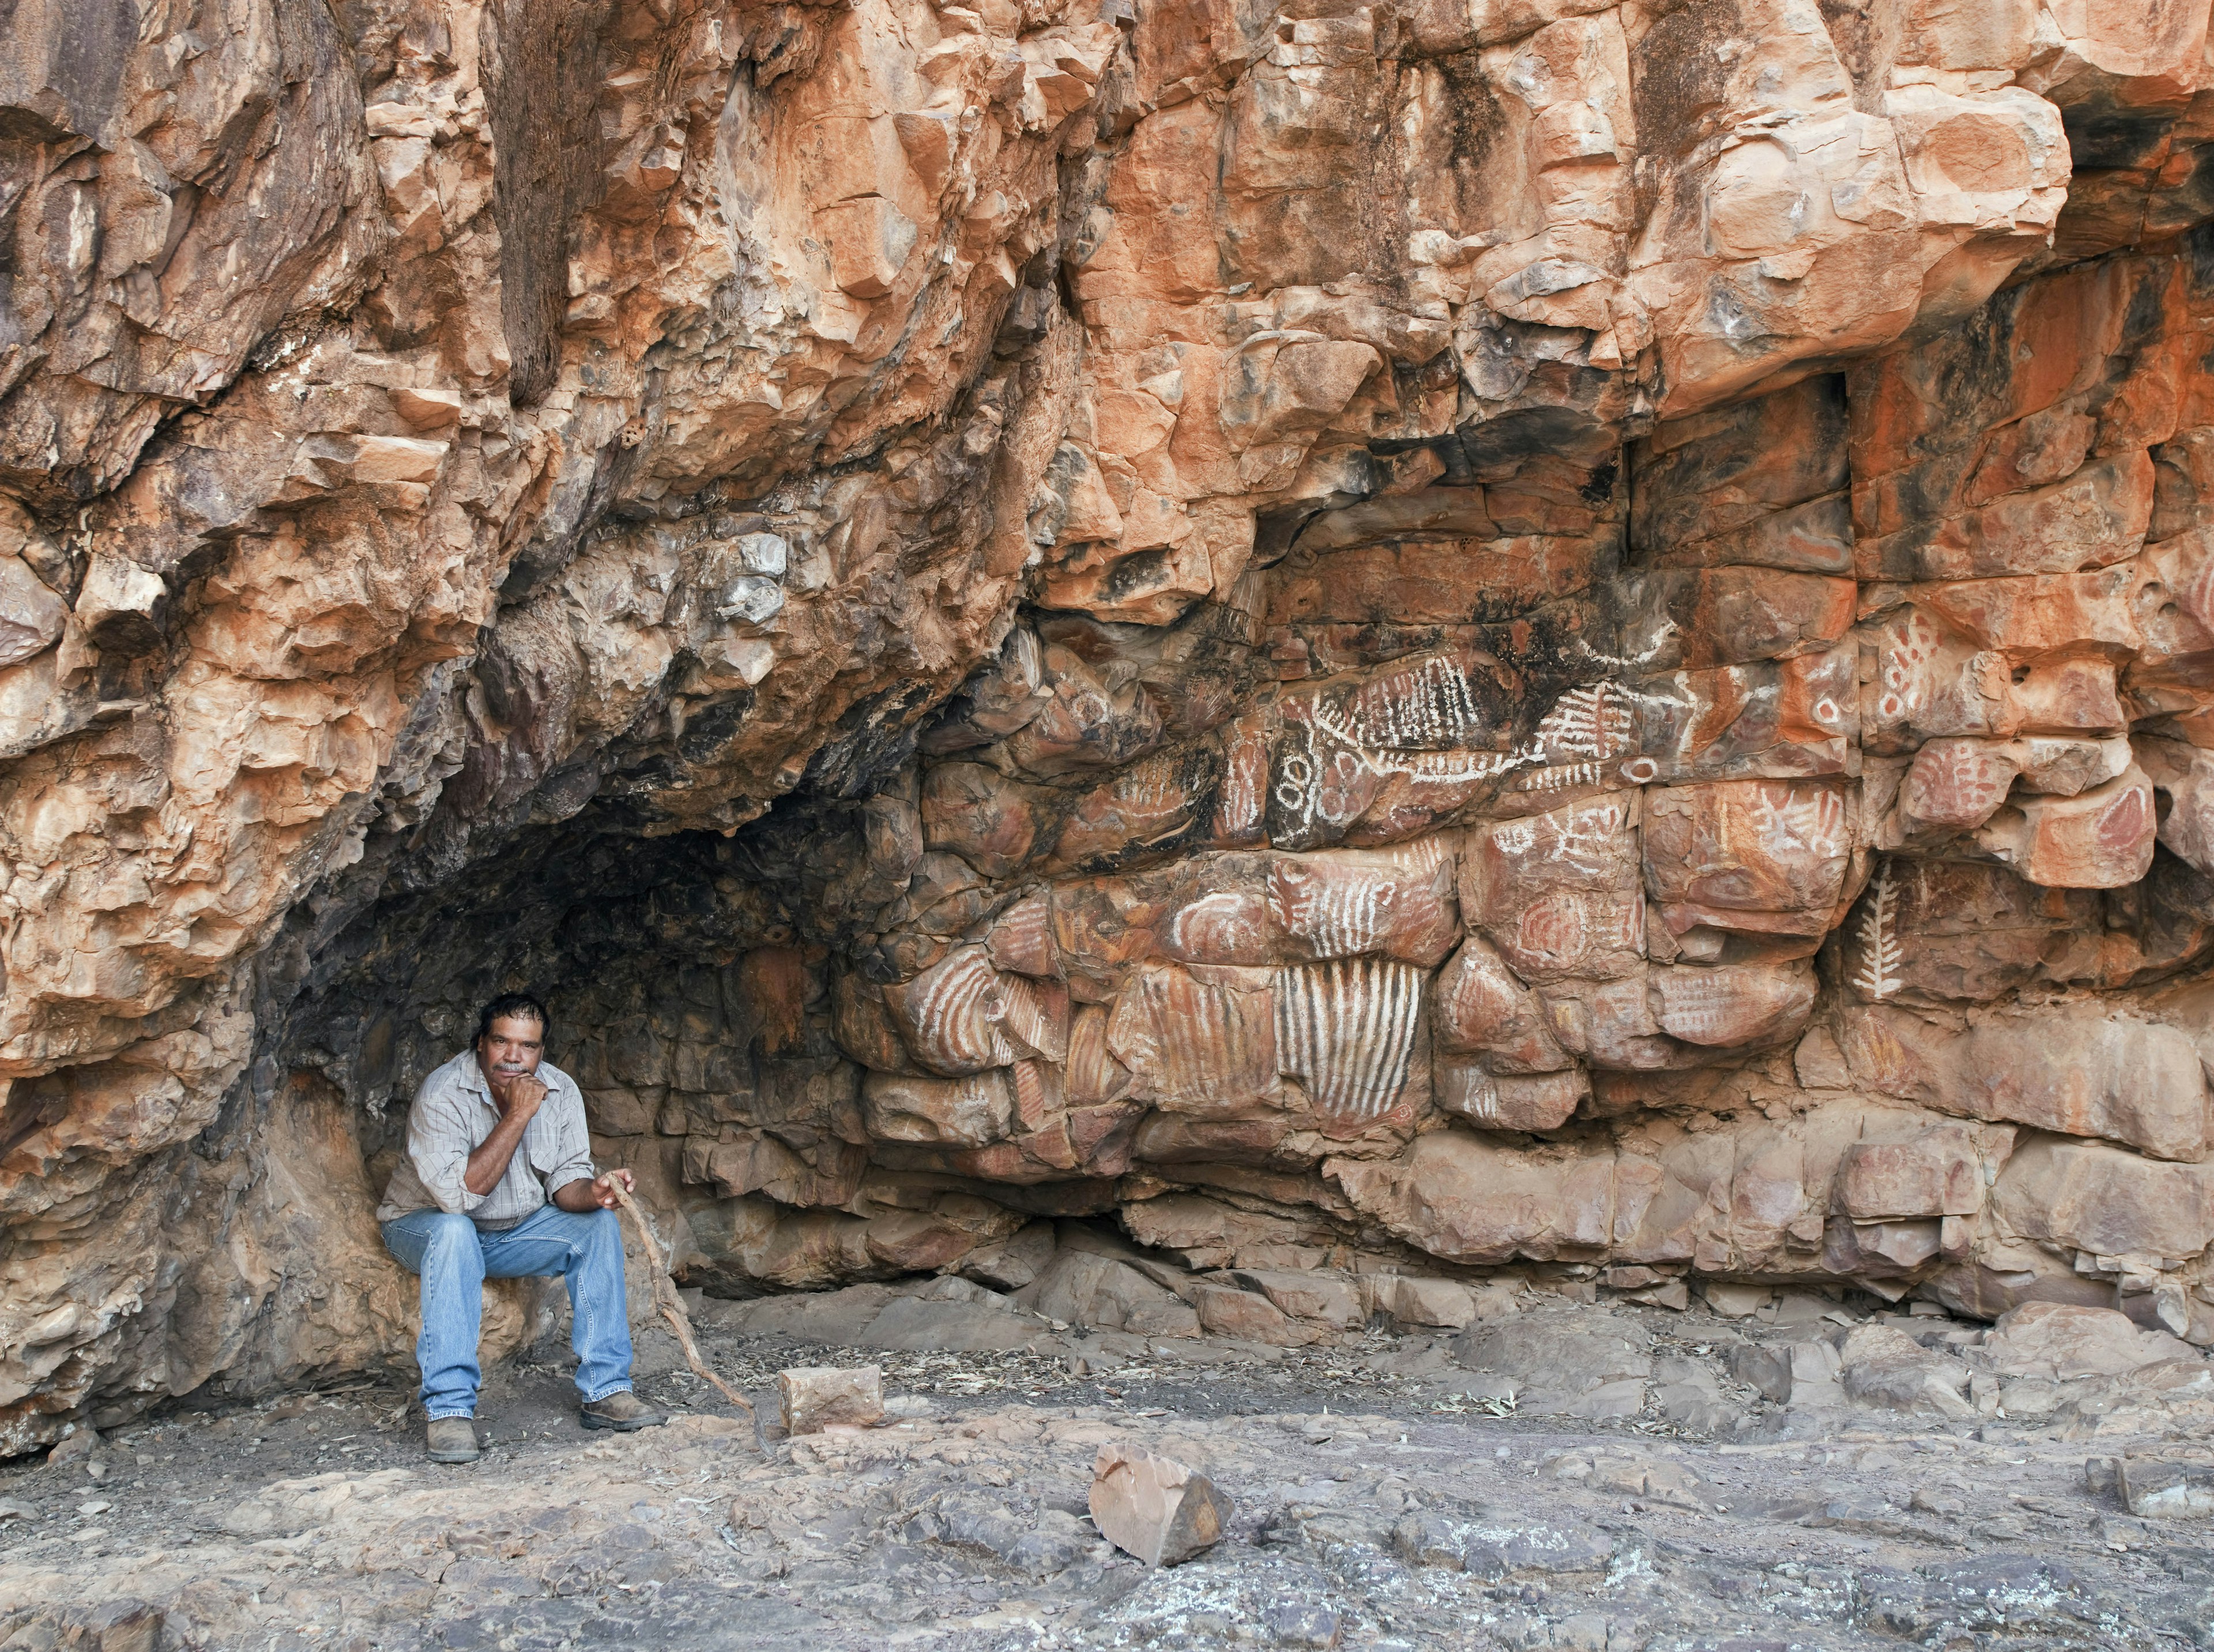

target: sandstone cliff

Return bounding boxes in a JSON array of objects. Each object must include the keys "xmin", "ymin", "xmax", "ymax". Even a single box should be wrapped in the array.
[{"xmin": 6, "ymin": 0, "xmax": 2214, "ymax": 1450}]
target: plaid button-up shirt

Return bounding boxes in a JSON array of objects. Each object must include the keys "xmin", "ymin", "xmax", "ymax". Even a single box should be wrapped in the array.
[{"xmin": 375, "ymin": 1048, "xmax": 596, "ymax": 1230}]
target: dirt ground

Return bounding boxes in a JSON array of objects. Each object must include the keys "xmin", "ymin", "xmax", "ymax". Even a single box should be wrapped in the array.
[{"xmin": 3, "ymin": 1298, "xmax": 2212, "ymax": 1651}]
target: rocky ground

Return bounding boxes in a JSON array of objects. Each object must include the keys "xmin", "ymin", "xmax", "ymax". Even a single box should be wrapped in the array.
[{"xmin": 3, "ymin": 1284, "xmax": 2212, "ymax": 1651}]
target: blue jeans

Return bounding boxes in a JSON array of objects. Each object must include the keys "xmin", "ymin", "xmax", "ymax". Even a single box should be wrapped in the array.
[{"xmin": 381, "ymin": 1203, "xmax": 634, "ymax": 1419}]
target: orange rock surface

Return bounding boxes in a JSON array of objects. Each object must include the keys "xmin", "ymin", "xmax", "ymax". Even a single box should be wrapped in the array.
[{"xmin": 6, "ymin": 0, "xmax": 2214, "ymax": 1448}]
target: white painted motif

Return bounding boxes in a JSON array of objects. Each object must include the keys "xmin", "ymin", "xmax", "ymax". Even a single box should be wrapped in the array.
[
  {"xmin": 1518, "ymin": 759, "xmax": 1604, "ymax": 792},
  {"xmin": 1065, "ymin": 1004, "xmax": 1133, "ymax": 1106},
  {"xmin": 1335, "ymin": 654, "xmax": 1490, "ymax": 748},
  {"xmin": 1436, "ymin": 1060, "xmax": 1503, "ymax": 1124},
  {"xmin": 1271, "ymin": 712, "xmax": 1383, "ymax": 836},
  {"xmin": 1535, "ymin": 799, "xmax": 1625, "ymax": 871},
  {"xmin": 1282, "ymin": 655, "xmax": 1678, "ymax": 822},
  {"xmin": 1168, "ymin": 890, "xmax": 1271, "ymax": 963},
  {"xmin": 1308, "ymin": 700, "xmax": 1522, "ymax": 785},
  {"xmin": 989, "ymin": 973, "xmax": 1068, "ymax": 1063},
  {"xmin": 1532, "ymin": 682, "xmax": 1636, "ymax": 765},
  {"xmin": 1852, "ymin": 860, "xmax": 1903, "ymax": 1001},
  {"xmin": 1493, "ymin": 820, "xmax": 1538, "ymax": 856},
  {"xmin": 1384, "ymin": 833, "xmax": 1454, "ymax": 876},
  {"xmin": 1217, "ymin": 734, "xmax": 1267, "ymax": 837},
  {"xmin": 1275, "ymin": 745, "xmax": 1316, "ymax": 814},
  {"xmin": 1010, "ymin": 1058, "xmax": 1056, "ymax": 1128},
  {"xmin": 1652, "ymin": 966, "xmax": 1798, "ymax": 1044},
  {"xmin": 1752, "ymin": 785, "xmax": 1845, "ymax": 860},
  {"xmin": 1574, "ymin": 616, "xmax": 1677, "ymax": 670},
  {"xmin": 894, "ymin": 947, "xmax": 1017, "ymax": 1074},
  {"xmin": 1275, "ymin": 957, "xmax": 1423, "ymax": 1123},
  {"xmin": 1876, "ymin": 610, "xmax": 1941, "ymax": 724},
  {"xmin": 988, "ymin": 891, "xmax": 1055, "ymax": 977},
  {"xmin": 1267, "ymin": 859, "xmax": 1399, "ymax": 958},
  {"xmin": 1134, "ymin": 969, "xmax": 1274, "ymax": 1104},
  {"xmin": 1115, "ymin": 755, "xmax": 1184, "ymax": 808}
]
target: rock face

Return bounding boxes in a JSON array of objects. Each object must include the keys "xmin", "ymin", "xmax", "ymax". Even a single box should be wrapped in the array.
[{"xmin": 7, "ymin": 0, "xmax": 2214, "ymax": 1448}]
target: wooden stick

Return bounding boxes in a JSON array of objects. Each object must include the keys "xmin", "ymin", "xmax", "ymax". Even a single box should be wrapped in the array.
[{"xmin": 604, "ymin": 1181, "xmax": 762, "ymax": 1446}]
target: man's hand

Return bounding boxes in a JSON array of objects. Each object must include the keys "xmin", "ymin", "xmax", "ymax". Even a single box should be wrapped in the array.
[
  {"xmin": 556, "ymin": 1168, "xmax": 635, "ymax": 1214},
  {"xmin": 463, "ymin": 1073, "xmax": 545, "ymax": 1198},
  {"xmin": 490, "ymin": 1071, "xmax": 549, "ymax": 1120}
]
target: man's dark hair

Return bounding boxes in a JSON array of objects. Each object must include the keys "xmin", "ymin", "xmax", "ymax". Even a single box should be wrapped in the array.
[{"xmin": 475, "ymin": 991, "xmax": 550, "ymax": 1046}]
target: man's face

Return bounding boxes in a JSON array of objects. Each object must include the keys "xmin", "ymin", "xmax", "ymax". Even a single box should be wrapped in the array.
[{"xmin": 477, "ymin": 1014, "xmax": 545, "ymax": 1082}]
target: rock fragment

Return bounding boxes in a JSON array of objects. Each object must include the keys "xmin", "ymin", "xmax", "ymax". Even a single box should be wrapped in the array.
[
  {"xmin": 1839, "ymin": 1326, "xmax": 1975, "ymax": 1420},
  {"xmin": 777, "ymin": 1366, "xmax": 884, "ymax": 1436},
  {"xmin": 45, "ymin": 1427, "xmax": 100, "ymax": 1469},
  {"xmin": 1089, "ymin": 1442, "xmax": 1232, "ymax": 1567},
  {"xmin": 1391, "ymin": 1511, "xmax": 1617, "ymax": 1579},
  {"xmin": 2119, "ymin": 1454, "xmax": 2214, "ymax": 1519}
]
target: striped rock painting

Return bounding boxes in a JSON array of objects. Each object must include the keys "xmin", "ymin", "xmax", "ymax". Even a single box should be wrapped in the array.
[
  {"xmin": 1211, "ymin": 715, "xmax": 1272, "ymax": 844},
  {"xmin": 1651, "ymin": 961, "xmax": 1818, "ymax": 1047},
  {"xmin": 1324, "ymin": 652, "xmax": 1497, "ymax": 751},
  {"xmin": 1266, "ymin": 857, "xmax": 1398, "ymax": 958},
  {"xmin": 1266, "ymin": 844, "xmax": 1459, "ymax": 966},
  {"xmin": 1106, "ymin": 963, "xmax": 1279, "ymax": 1110},
  {"xmin": 1432, "ymin": 1058, "xmax": 1585, "ymax": 1133},
  {"xmin": 1065, "ymin": 1004, "xmax": 1135, "ymax": 1106},
  {"xmin": 986, "ymin": 890, "xmax": 1057, "ymax": 977},
  {"xmin": 1516, "ymin": 680, "xmax": 1641, "ymax": 795},
  {"xmin": 883, "ymin": 946, "xmax": 1018, "ymax": 1075},
  {"xmin": 1274, "ymin": 956, "xmax": 1425, "ymax": 1127},
  {"xmin": 993, "ymin": 972, "xmax": 1070, "ymax": 1063}
]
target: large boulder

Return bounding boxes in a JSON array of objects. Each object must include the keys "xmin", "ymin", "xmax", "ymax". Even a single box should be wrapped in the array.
[
  {"xmin": 1978, "ymin": 1302, "xmax": 2199, "ymax": 1379},
  {"xmin": 1452, "ymin": 1305, "xmax": 1653, "ymax": 1419}
]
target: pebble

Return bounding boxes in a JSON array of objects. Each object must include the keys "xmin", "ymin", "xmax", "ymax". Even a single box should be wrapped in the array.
[{"xmin": 46, "ymin": 1429, "xmax": 98, "ymax": 1467}]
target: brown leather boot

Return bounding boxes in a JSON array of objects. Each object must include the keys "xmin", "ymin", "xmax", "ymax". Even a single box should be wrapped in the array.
[
  {"xmin": 425, "ymin": 1416, "xmax": 480, "ymax": 1463},
  {"xmin": 579, "ymin": 1390, "xmax": 667, "ymax": 1432}
]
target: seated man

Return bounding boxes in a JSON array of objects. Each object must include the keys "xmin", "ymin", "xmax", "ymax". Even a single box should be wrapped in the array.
[{"xmin": 376, "ymin": 991, "xmax": 666, "ymax": 1462}]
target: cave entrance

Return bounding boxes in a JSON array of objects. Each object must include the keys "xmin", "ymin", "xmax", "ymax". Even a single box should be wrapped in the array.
[{"xmin": 271, "ymin": 787, "xmax": 1079, "ymax": 1316}]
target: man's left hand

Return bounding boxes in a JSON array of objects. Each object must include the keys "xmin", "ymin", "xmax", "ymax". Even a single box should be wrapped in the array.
[{"xmin": 589, "ymin": 1169, "xmax": 637, "ymax": 1209}]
